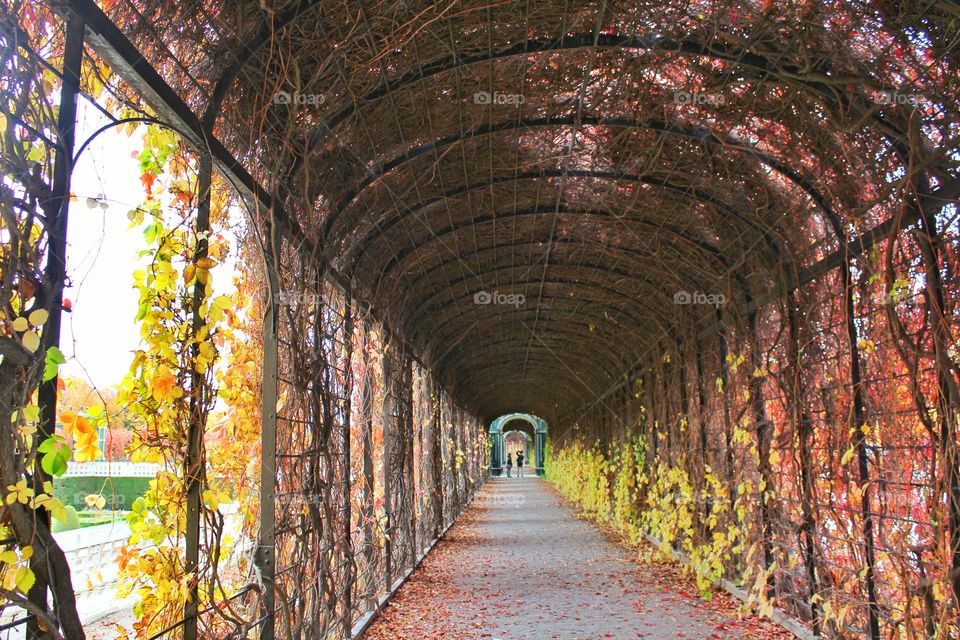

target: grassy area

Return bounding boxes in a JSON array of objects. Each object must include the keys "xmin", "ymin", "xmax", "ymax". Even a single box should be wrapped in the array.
[
  {"xmin": 77, "ymin": 510, "xmax": 127, "ymax": 528},
  {"xmin": 54, "ymin": 476, "xmax": 150, "ymax": 511},
  {"xmin": 52, "ymin": 507, "xmax": 129, "ymax": 533}
]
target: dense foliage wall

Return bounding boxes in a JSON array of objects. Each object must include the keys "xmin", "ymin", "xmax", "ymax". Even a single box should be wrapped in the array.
[
  {"xmin": 0, "ymin": 6, "xmax": 489, "ymax": 639},
  {"xmin": 550, "ymin": 235, "xmax": 960, "ymax": 639}
]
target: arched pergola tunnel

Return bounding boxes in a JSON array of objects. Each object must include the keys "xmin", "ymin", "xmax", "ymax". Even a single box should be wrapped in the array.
[
  {"xmin": 1, "ymin": 1, "xmax": 959, "ymax": 640},
  {"xmin": 489, "ymin": 413, "xmax": 547, "ymax": 476}
]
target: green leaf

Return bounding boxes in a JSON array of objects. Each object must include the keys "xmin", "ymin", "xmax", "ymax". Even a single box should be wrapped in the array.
[
  {"xmin": 143, "ymin": 222, "xmax": 160, "ymax": 244},
  {"xmin": 43, "ymin": 346, "xmax": 66, "ymax": 381},
  {"xmin": 38, "ymin": 436, "xmax": 71, "ymax": 477},
  {"xmin": 41, "ymin": 451, "xmax": 69, "ymax": 477},
  {"xmin": 37, "ymin": 436, "xmax": 58, "ymax": 453}
]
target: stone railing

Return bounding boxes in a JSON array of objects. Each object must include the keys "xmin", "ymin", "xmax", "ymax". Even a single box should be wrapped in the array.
[{"xmin": 61, "ymin": 460, "xmax": 162, "ymax": 478}]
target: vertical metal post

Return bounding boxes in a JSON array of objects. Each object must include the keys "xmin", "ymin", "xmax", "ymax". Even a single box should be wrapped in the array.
[
  {"xmin": 650, "ymin": 366, "xmax": 659, "ymax": 455},
  {"xmin": 341, "ymin": 297, "xmax": 354, "ymax": 635},
  {"xmin": 715, "ymin": 310, "xmax": 734, "ymax": 482},
  {"xmin": 255, "ymin": 219, "xmax": 281, "ymax": 640},
  {"xmin": 677, "ymin": 340, "xmax": 689, "ymax": 454},
  {"xmin": 403, "ymin": 354, "xmax": 415, "ymax": 568},
  {"xmin": 451, "ymin": 407, "xmax": 462, "ymax": 512},
  {"xmin": 623, "ymin": 378, "xmax": 632, "ymax": 442},
  {"xmin": 842, "ymin": 261, "xmax": 880, "ymax": 640},
  {"xmin": 382, "ymin": 345, "xmax": 393, "ymax": 586},
  {"xmin": 489, "ymin": 432, "xmax": 500, "ymax": 476},
  {"xmin": 695, "ymin": 342, "xmax": 712, "ymax": 525},
  {"xmin": 788, "ymin": 292, "xmax": 821, "ymax": 634},
  {"xmin": 747, "ymin": 308, "xmax": 774, "ymax": 593},
  {"xmin": 695, "ymin": 345, "xmax": 709, "ymax": 472},
  {"xmin": 430, "ymin": 378, "xmax": 444, "ymax": 538},
  {"xmin": 32, "ymin": 15, "xmax": 84, "ymax": 640},
  {"xmin": 534, "ymin": 431, "xmax": 545, "ymax": 476},
  {"xmin": 360, "ymin": 368, "xmax": 375, "ymax": 610},
  {"xmin": 183, "ymin": 151, "xmax": 213, "ymax": 640}
]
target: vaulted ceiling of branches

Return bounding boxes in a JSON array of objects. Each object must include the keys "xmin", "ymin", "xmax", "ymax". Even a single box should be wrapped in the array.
[{"xmin": 88, "ymin": 0, "xmax": 959, "ymax": 426}]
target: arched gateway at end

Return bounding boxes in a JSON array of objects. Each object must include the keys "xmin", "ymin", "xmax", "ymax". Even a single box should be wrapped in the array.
[{"xmin": 489, "ymin": 413, "xmax": 547, "ymax": 477}]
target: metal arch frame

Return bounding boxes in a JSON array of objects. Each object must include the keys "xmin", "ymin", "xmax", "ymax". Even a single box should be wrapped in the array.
[
  {"xmin": 354, "ymin": 200, "xmax": 734, "ymax": 288},
  {"xmin": 408, "ymin": 281, "xmax": 672, "ymax": 374},
  {"xmin": 453, "ymin": 360, "xmax": 618, "ymax": 413},
  {"xmin": 408, "ymin": 280, "xmax": 665, "ymax": 375},
  {"xmin": 56, "ymin": 0, "xmax": 945, "ymax": 373},
  {"xmin": 391, "ymin": 229, "xmax": 730, "ymax": 325},
  {"xmin": 472, "ymin": 382, "xmax": 585, "ymax": 423},
  {"xmin": 66, "ymin": 0, "xmax": 951, "ymax": 323},
  {"xmin": 425, "ymin": 298, "xmax": 660, "ymax": 366},
  {"xmin": 200, "ymin": 0, "xmax": 324, "ymax": 125},
  {"xmin": 330, "ymin": 162, "xmax": 785, "ymax": 270},
  {"xmin": 424, "ymin": 305, "xmax": 658, "ymax": 400},
  {"xmin": 435, "ymin": 327, "xmax": 640, "ymax": 393},
  {"xmin": 406, "ymin": 266, "xmax": 751, "ymax": 395},
  {"xmin": 464, "ymin": 364, "xmax": 600, "ymax": 409},
  {"xmin": 489, "ymin": 413, "xmax": 549, "ymax": 477},
  {"xmin": 324, "ymin": 117, "xmax": 839, "ymax": 251},
  {"xmin": 401, "ymin": 260, "xmax": 711, "ymax": 338},
  {"xmin": 279, "ymin": 31, "xmax": 911, "ymax": 176}
]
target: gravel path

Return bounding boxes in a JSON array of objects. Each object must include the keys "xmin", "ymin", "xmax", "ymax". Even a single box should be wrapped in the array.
[{"xmin": 364, "ymin": 476, "xmax": 766, "ymax": 640}]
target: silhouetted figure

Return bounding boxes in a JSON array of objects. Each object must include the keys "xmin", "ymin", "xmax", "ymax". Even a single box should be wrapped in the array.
[
  {"xmin": 506, "ymin": 452, "xmax": 513, "ymax": 478},
  {"xmin": 517, "ymin": 451, "xmax": 525, "ymax": 477}
]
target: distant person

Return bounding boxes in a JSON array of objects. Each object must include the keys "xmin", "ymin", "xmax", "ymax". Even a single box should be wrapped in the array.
[
  {"xmin": 517, "ymin": 451, "xmax": 525, "ymax": 477},
  {"xmin": 506, "ymin": 452, "xmax": 513, "ymax": 478}
]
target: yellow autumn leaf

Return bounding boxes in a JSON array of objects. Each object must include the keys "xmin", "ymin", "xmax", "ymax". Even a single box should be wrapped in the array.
[
  {"xmin": 12, "ymin": 316, "xmax": 28, "ymax": 332},
  {"xmin": 58, "ymin": 411, "xmax": 78, "ymax": 437},
  {"xmin": 202, "ymin": 489, "xmax": 219, "ymax": 511},
  {"xmin": 841, "ymin": 446, "xmax": 856, "ymax": 466},
  {"xmin": 14, "ymin": 566, "xmax": 36, "ymax": 593},
  {"xmin": 22, "ymin": 330, "xmax": 40, "ymax": 352},
  {"xmin": 33, "ymin": 494, "xmax": 68, "ymax": 522},
  {"xmin": 151, "ymin": 367, "xmax": 178, "ymax": 402},
  {"xmin": 74, "ymin": 440, "xmax": 103, "ymax": 463},
  {"xmin": 72, "ymin": 414, "xmax": 95, "ymax": 436},
  {"xmin": 6, "ymin": 479, "xmax": 34, "ymax": 505},
  {"xmin": 74, "ymin": 427, "xmax": 102, "ymax": 462},
  {"xmin": 199, "ymin": 341, "xmax": 217, "ymax": 361},
  {"xmin": 27, "ymin": 309, "xmax": 49, "ymax": 326}
]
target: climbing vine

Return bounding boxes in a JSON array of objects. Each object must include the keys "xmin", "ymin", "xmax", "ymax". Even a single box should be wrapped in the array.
[{"xmin": 110, "ymin": 123, "xmax": 263, "ymax": 638}]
